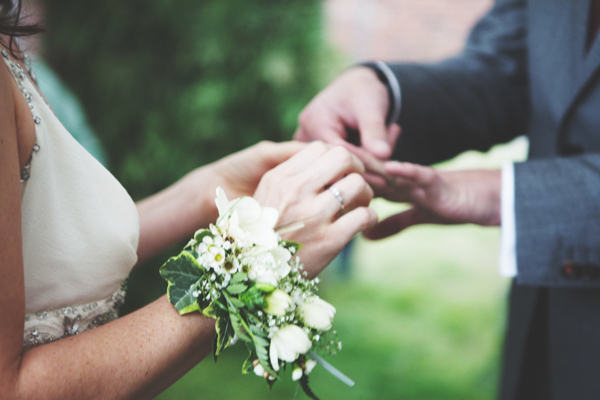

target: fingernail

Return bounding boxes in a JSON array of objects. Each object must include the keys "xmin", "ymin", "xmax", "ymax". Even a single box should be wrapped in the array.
[{"xmin": 370, "ymin": 140, "xmax": 391, "ymax": 157}]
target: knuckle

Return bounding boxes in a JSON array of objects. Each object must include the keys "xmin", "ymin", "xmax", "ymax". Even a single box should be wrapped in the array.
[
  {"xmin": 330, "ymin": 146, "xmax": 353, "ymax": 165},
  {"xmin": 308, "ymin": 140, "xmax": 329, "ymax": 154},
  {"xmin": 358, "ymin": 208, "xmax": 377, "ymax": 230},
  {"xmin": 346, "ymin": 172, "xmax": 365, "ymax": 187},
  {"xmin": 255, "ymin": 140, "xmax": 274, "ymax": 153}
]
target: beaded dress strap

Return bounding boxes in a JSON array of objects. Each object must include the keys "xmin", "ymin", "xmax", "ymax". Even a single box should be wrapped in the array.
[{"xmin": 1, "ymin": 49, "xmax": 41, "ymax": 182}]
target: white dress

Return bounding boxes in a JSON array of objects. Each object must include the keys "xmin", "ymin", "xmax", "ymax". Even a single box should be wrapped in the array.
[{"xmin": 1, "ymin": 50, "xmax": 140, "ymax": 349}]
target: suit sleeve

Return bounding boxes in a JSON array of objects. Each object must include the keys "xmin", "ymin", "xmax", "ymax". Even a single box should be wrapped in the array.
[
  {"xmin": 513, "ymin": 155, "xmax": 600, "ymax": 287},
  {"xmin": 387, "ymin": 0, "xmax": 530, "ymax": 165}
]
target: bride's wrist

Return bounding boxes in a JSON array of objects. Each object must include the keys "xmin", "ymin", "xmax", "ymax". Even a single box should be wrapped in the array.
[{"xmin": 179, "ymin": 165, "xmax": 220, "ymax": 228}]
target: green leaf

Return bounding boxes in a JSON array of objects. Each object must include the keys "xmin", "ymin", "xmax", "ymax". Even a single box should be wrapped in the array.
[
  {"xmin": 242, "ymin": 345, "xmax": 254, "ymax": 374},
  {"xmin": 299, "ymin": 374, "xmax": 320, "ymax": 400},
  {"xmin": 254, "ymin": 282, "xmax": 276, "ymax": 292},
  {"xmin": 282, "ymin": 240, "xmax": 303, "ymax": 254},
  {"xmin": 159, "ymin": 252, "xmax": 205, "ymax": 314},
  {"xmin": 228, "ymin": 297, "xmax": 245, "ymax": 309},
  {"xmin": 214, "ymin": 315, "xmax": 235, "ymax": 356},
  {"xmin": 230, "ymin": 313, "xmax": 252, "ymax": 343},
  {"xmin": 226, "ymin": 283, "xmax": 248, "ymax": 295},
  {"xmin": 254, "ymin": 341, "xmax": 277, "ymax": 376},
  {"xmin": 194, "ymin": 229, "xmax": 214, "ymax": 243},
  {"xmin": 230, "ymin": 272, "xmax": 248, "ymax": 284},
  {"xmin": 202, "ymin": 300, "xmax": 223, "ymax": 319},
  {"xmin": 238, "ymin": 286, "xmax": 267, "ymax": 310}
]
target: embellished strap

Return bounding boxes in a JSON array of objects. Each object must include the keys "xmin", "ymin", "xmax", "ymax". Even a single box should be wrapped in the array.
[
  {"xmin": 1, "ymin": 49, "xmax": 41, "ymax": 183},
  {"xmin": 23, "ymin": 286, "xmax": 126, "ymax": 349}
]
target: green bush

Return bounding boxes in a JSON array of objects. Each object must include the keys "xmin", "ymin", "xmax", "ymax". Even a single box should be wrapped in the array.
[{"xmin": 43, "ymin": 0, "xmax": 327, "ymax": 199}]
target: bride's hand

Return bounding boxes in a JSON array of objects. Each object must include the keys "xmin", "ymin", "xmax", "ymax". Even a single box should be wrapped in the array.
[
  {"xmin": 208, "ymin": 141, "xmax": 307, "ymax": 199},
  {"xmin": 253, "ymin": 141, "xmax": 378, "ymax": 278}
]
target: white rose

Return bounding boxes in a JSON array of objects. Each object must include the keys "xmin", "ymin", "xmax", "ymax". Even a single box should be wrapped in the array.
[
  {"xmin": 264, "ymin": 289, "xmax": 292, "ymax": 316},
  {"xmin": 269, "ymin": 325, "xmax": 311, "ymax": 371},
  {"xmin": 215, "ymin": 187, "xmax": 279, "ymax": 247},
  {"xmin": 297, "ymin": 296, "xmax": 336, "ymax": 331}
]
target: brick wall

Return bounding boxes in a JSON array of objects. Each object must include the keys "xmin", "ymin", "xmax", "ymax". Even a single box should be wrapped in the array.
[{"xmin": 325, "ymin": 0, "xmax": 493, "ymax": 63}]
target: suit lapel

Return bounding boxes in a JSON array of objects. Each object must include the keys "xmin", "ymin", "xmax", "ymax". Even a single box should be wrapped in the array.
[{"xmin": 559, "ymin": 1, "xmax": 600, "ymax": 125}]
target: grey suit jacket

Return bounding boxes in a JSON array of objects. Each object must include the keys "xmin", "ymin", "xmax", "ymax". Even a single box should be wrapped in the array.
[{"xmin": 387, "ymin": 0, "xmax": 600, "ymax": 398}]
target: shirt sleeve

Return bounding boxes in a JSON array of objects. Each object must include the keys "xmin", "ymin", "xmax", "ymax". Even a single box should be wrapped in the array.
[{"xmin": 499, "ymin": 161, "xmax": 517, "ymax": 277}]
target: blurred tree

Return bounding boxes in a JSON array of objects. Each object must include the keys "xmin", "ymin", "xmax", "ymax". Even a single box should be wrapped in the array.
[
  {"xmin": 42, "ymin": 0, "xmax": 328, "ymax": 311},
  {"xmin": 43, "ymin": 0, "xmax": 326, "ymax": 199}
]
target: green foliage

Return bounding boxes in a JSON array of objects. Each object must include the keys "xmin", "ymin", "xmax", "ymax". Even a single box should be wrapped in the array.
[
  {"xmin": 43, "ymin": 0, "xmax": 327, "ymax": 200},
  {"xmin": 215, "ymin": 315, "xmax": 235, "ymax": 357},
  {"xmin": 159, "ymin": 251, "xmax": 204, "ymax": 314}
]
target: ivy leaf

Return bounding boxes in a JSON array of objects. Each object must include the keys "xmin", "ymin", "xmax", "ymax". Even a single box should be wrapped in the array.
[
  {"xmin": 194, "ymin": 229, "xmax": 214, "ymax": 243},
  {"xmin": 226, "ymin": 283, "xmax": 248, "ymax": 295},
  {"xmin": 214, "ymin": 314, "xmax": 235, "ymax": 356},
  {"xmin": 202, "ymin": 300, "xmax": 225, "ymax": 319},
  {"xmin": 159, "ymin": 252, "xmax": 204, "ymax": 315}
]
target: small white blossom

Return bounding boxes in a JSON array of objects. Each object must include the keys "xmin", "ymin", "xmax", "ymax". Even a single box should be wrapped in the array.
[
  {"xmin": 292, "ymin": 367, "xmax": 303, "ymax": 381},
  {"xmin": 269, "ymin": 325, "xmax": 311, "ymax": 371},
  {"xmin": 254, "ymin": 363, "xmax": 265, "ymax": 377},
  {"xmin": 297, "ymin": 296, "xmax": 336, "ymax": 331},
  {"xmin": 264, "ymin": 290, "xmax": 292, "ymax": 316},
  {"xmin": 305, "ymin": 359, "xmax": 317, "ymax": 374}
]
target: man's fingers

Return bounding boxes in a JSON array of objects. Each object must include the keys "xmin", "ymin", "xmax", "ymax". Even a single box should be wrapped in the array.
[
  {"xmin": 356, "ymin": 114, "xmax": 392, "ymax": 159},
  {"xmin": 387, "ymin": 124, "xmax": 401, "ymax": 149},
  {"xmin": 363, "ymin": 208, "xmax": 424, "ymax": 240},
  {"xmin": 385, "ymin": 161, "xmax": 438, "ymax": 186}
]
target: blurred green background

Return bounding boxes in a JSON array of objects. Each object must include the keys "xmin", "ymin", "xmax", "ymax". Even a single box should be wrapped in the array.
[{"xmin": 39, "ymin": 0, "xmax": 525, "ymax": 398}]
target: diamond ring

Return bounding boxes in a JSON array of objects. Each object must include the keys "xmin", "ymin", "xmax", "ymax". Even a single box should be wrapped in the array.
[{"xmin": 329, "ymin": 187, "xmax": 345, "ymax": 211}]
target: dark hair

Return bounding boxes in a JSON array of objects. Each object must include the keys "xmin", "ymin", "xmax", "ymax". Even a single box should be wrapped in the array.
[{"xmin": 0, "ymin": 0, "xmax": 42, "ymax": 57}]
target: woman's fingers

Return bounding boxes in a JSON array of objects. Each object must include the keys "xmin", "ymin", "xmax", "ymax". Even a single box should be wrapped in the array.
[
  {"xmin": 301, "ymin": 206, "xmax": 377, "ymax": 279},
  {"xmin": 298, "ymin": 145, "xmax": 365, "ymax": 191},
  {"xmin": 332, "ymin": 206, "xmax": 378, "ymax": 240},
  {"xmin": 313, "ymin": 173, "xmax": 374, "ymax": 220},
  {"xmin": 273, "ymin": 141, "xmax": 333, "ymax": 176}
]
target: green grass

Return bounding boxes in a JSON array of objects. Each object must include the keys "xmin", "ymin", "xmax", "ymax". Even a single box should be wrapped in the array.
[{"xmin": 156, "ymin": 139, "xmax": 528, "ymax": 399}]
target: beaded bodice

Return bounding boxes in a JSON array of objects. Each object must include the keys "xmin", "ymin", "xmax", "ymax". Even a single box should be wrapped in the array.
[{"xmin": 1, "ymin": 50, "xmax": 140, "ymax": 350}]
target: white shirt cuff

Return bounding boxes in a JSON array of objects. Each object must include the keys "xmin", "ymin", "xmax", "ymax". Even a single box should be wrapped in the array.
[{"xmin": 499, "ymin": 162, "xmax": 517, "ymax": 278}]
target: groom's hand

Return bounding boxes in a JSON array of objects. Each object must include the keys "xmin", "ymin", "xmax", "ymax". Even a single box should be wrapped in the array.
[
  {"xmin": 365, "ymin": 162, "xmax": 502, "ymax": 240},
  {"xmin": 294, "ymin": 67, "xmax": 401, "ymax": 169}
]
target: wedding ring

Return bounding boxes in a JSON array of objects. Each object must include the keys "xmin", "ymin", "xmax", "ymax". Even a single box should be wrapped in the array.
[{"xmin": 329, "ymin": 187, "xmax": 345, "ymax": 211}]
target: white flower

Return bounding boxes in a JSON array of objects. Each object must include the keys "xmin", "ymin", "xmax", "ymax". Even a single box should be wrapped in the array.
[
  {"xmin": 264, "ymin": 289, "xmax": 293, "ymax": 316},
  {"xmin": 305, "ymin": 359, "xmax": 317, "ymax": 374},
  {"xmin": 215, "ymin": 187, "xmax": 279, "ymax": 247},
  {"xmin": 292, "ymin": 366, "xmax": 303, "ymax": 381},
  {"xmin": 297, "ymin": 296, "xmax": 336, "ymax": 331},
  {"xmin": 245, "ymin": 246, "xmax": 292, "ymax": 286},
  {"xmin": 269, "ymin": 325, "xmax": 311, "ymax": 371},
  {"xmin": 254, "ymin": 363, "xmax": 265, "ymax": 377}
]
